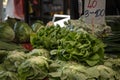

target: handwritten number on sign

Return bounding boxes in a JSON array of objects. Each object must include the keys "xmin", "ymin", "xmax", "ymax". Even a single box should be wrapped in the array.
[
  {"xmin": 84, "ymin": 10, "xmax": 89, "ymax": 17},
  {"xmin": 87, "ymin": 0, "xmax": 97, "ymax": 8},
  {"xmin": 95, "ymin": 9, "xmax": 105, "ymax": 17},
  {"xmin": 85, "ymin": 9, "xmax": 105, "ymax": 17}
]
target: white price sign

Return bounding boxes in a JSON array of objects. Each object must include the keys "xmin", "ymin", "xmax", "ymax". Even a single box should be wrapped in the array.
[
  {"xmin": 84, "ymin": 0, "xmax": 106, "ymax": 24},
  {"xmin": 52, "ymin": 14, "xmax": 70, "ymax": 27}
]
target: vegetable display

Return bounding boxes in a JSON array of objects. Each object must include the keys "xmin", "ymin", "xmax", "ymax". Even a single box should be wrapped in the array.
[
  {"xmin": 0, "ymin": 50, "xmax": 119, "ymax": 80},
  {"xmin": 49, "ymin": 60, "xmax": 119, "ymax": 80},
  {"xmin": 65, "ymin": 17, "xmax": 111, "ymax": 38},
  {"xmin": 31, "ymin": 26, "xmax": 105, "ymax": 66},
  {"xmin": 0, "ymin": 50, "xmax": 50, "ymax": 80},
  {"xmin": 0, "ymin": 19, "xmax": 33, "ymax": 44},
  {"xmin": 0, "ymin": 18, "xmax": 120, "ymax": 80}
]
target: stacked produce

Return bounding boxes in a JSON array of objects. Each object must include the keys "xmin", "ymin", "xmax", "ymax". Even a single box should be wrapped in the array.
[
  {"xmin": 0, "ymin": 50, "xmax": 50, "ymax": 80},
  {"xmin": 0, "ymin": 18, "xmax": 33, "ymax": 51},
  {"xmin": 0, "ymin": 18, "xmax": 120, "ymax": 80},
  {"xmin": 0, "ymin": 50, "xmax": 120, "ymax": 80},
  {"xmin": 0, "ymin": 18, "xmax": 33, "ymax": 43},
  {"xmin": 49, "ymin": 58, "xmax": 120, "ymax": 80},
  {"xmin": 31, "ymin": 25, "xmax": 105, "ymax": 66},
  {"xmin": 65, "ymin": 17, "xmax": 112, "ymax": 38}
]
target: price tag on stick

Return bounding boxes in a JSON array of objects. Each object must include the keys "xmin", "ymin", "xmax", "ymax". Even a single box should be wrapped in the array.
[{"xmin": 84, "ymin": 0, "xmax": 106, "ymax": 25}]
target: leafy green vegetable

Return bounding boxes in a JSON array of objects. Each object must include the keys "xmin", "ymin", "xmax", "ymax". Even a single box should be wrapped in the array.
[
  {"xmin": 14, "ymin": 21, "xmax": 32, "ymax": 43},
  {"xmin": 97, "ymin": 65, "xmax": 116, "ymax": 79},
  {"xmin": 60, "ymin": 62, "xmax": 87, "ymax": 80},
  {"xmin": 66, "ymin": 17, "xmax": 112, "ymax": 38},
  {"xmin": 104, "ymin": 57, "xmax": 120, "ymax": 79},
  {"xmin": 0, "ymin": 22, "xmax": 15, "ymax": 42},
  {"xmin": 4, "ymin": 50, "xmax": 27, "ymax": 72},
  {"xmin": 18, "ymin": 56, "xmax": 49, "ymax": 80},
  {"xmin": 0, "ymin": 71, "xmax": 18, "ymax": 80},
  {"xmin": 31, "ymin": 25, "xmax": 105, "ymax": 66},
  {"xmin": 29, "ymin": 48, "xmax": 50, "ymax": 58},
  {"xmin": 49, "ymin": 61, "xmax": 89, "ymax": 80},
  {"xmin": 49, "ymin": 60, "xmax": 119, "ymax": 80}
]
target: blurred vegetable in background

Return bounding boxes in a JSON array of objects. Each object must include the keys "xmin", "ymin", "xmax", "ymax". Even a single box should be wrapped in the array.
[{"xmin": 0, "ymin": 22, "xmax": 15, "ymax": 42}]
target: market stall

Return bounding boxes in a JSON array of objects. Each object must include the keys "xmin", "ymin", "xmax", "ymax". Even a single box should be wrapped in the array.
[{"xmin": 0, "ymin": 0, "xmax": 120, "ymax": 80}]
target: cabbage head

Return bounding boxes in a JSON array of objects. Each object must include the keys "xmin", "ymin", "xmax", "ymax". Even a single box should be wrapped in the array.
[
  {"xmin": 14, "ymin": 21, "xmax": 32, "ymax": 43},
  {"xmin": 49, "ymin": 61, "xmax": 87, "ymax": 80},
  {"xmin": 4, "ymin": 50, "xmax": 27, "ymax": 72},
  {"xmin": 29, "ymin": 48, "xmax": 50, "ymax": 58},
  {"xmin": 0, "ymin": 71, "xmax": 18, "ymax": 80},
  {"xmin": 18, "ymin": 56, "xmax": 49, "ymax": 80},
  {"xmin": 0, "ymin": 22, "xmax": 15, "ymax": 42}
]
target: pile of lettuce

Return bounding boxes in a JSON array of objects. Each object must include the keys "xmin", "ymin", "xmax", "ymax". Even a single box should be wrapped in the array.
[
  {"xmin": 0, "ymin": 50, "xmax": 50, "ymax": 80},
  {"xmin": 0, "ymin": 49, "xmax": 120, "ymax": 80},
  {"xmin": 31, "ymin": 25, "xmax": 105, "ymax": 66},
  {"xmin": 49, "ymin": 59, "xmax": 120, "ymax": 80}
]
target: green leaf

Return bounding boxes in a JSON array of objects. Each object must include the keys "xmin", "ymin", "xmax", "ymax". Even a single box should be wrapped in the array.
[
  {"xmin": 86, "ymin": 66, "xmax": 100, "ymax": 78},
  {"xmin": 86, "ymin": 60, "xmax": 99, "ymax": 66},
  {"xmin": 89, "ymin": 54, "xmax": 100, "ymax": 61},
  {"xmin": 49, "ymin": 72, "xmax": 61, "ymax": 77}
]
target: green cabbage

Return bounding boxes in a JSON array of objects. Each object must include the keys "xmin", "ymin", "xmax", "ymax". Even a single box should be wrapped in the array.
[
  {"xmin": 4, "ymin": 50, "xmax": 27, "ymax": 72},
  {"xmin": 18, "ymin": 56, "xmax": 49, "ymax": 80},
  {"xmin": 49, "ymin": 61, "xmax": 87, "ymax": 80},
  {"xmin": 0, "ymin": 71, "xmax": 18, "ymax": 80},
  {"xmin": 0, "ymin": 22, "xmax": 15, "ymax": 42},
  {"xmin": 29, "ymin": 48, "xmax": 50, "ymax": 58},
  {"xmin": 49, "ymin": 60, "xmax": 118, "ymax": 80}
]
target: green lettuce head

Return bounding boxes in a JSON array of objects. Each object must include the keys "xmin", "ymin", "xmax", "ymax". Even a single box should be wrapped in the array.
[{"xmin": 18, "ymin": 56, "xmax": 49, "ymax": 80}]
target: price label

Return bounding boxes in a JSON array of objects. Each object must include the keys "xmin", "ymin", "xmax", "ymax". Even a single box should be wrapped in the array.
[
  {"xmin": 84, "ymin": 0, "xmax": 106, "ymax": 24},
  {"xmin": 52, "ymin": 14, "xmax": 70, "ymax": 27}
]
